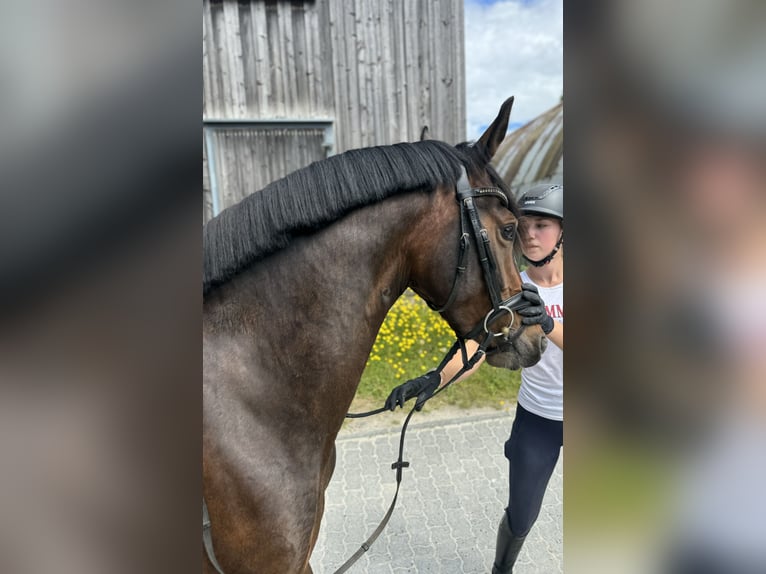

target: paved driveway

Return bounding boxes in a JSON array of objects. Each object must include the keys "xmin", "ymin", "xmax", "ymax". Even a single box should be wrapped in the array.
[{"xmin": 311, "ymin": 408, "xmax": 563, "ymax": 573}]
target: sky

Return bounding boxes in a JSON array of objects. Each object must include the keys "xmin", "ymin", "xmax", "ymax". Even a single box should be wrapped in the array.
[{"xmin": 464, "ymin": 0, "xmax": 563, "ymax": 141}]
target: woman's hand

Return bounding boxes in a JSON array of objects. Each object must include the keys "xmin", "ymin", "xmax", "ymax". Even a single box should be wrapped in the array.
[
  {"xmin": 384, "ymin": 371, "xmax": 441, "ymax": 411},
  {"xmin": 517, "ymin": 283, "xmax": 554, "ymax": 334}
]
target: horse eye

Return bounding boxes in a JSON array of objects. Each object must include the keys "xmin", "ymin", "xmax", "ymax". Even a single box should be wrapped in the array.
[{"xmin": 502, "ymin": 224, "xmax": 516, "ymax": 241}]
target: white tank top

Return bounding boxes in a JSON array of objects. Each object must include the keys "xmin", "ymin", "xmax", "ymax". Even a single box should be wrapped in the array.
[{"xmin": 516, "ymin": 271, "xmax": 563, "ymax": 421}]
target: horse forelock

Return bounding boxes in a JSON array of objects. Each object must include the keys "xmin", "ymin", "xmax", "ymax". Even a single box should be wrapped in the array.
[{"xmin": 203, "ymin": 140, "xmax": 484, "ymax": 296}]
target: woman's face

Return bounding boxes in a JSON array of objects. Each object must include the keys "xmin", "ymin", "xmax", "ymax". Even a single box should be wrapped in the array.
[{"xmin": 519, "ymin": 215, "xmax": 562, "ymax": 259}]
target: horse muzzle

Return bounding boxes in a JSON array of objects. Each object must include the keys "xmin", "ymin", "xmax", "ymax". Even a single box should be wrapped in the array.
[{"xmin": 484, "ymin": 321, "xmax": 547, "ymax": 369}]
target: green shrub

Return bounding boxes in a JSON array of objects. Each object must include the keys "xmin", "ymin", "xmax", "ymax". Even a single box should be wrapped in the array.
[{"xmin": 357, "ymin": 290, "xmax": 521, "ymax": 409}]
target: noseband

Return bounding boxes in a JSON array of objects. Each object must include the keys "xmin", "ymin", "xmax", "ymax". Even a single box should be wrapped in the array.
[{"xmin": 428, "ymin": 167, "xmax": 530, "ymax": 348}]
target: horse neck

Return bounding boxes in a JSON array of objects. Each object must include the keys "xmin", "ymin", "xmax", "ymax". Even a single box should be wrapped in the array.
[
  {"xmin": 274, "ymin": 192, "xmax": 428, "ymax": 340},
  {"xmin": 207, "ymin": 190, "xmax": 438, "ymax": 426}
]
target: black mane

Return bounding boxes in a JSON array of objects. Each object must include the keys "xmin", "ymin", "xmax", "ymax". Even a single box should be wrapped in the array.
[{"xmin": 203, "ymin": 140, "xmax": 513, "ymax": 296}]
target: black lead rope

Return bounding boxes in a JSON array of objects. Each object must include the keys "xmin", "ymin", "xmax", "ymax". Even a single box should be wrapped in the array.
[
  {"xmin": 332, "ymin": 402, "xmax": 417, "ymax": 573},
  {"xmin": 334, "ymin": 333, "xmax": 494, "ymax": 573},
  {"xmin": 345, "ymin": 406, "xmax": 387, "ymax": 418}
]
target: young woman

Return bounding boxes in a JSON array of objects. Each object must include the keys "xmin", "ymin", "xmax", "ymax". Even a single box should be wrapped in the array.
[{"xmin": 385, "ymin": 183, "xmax": 564, "ymax": 573}]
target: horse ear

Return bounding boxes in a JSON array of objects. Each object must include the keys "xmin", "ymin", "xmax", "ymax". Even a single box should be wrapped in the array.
[
  {"xmin": 476, "ymin": 96, "xmax": 514, "ymax": 161},
  {"xmin": 420, "ymin": 126, "xmax": 430, "ymax": 141}
]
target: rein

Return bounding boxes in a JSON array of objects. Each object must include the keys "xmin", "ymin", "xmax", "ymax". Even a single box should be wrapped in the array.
[
  {"xmin": 202, "ymin": 167, "xmax": 531, "ymax": 574},
  {"xmin": 330, "ymin": 335, "xmax": 511, "ymax": 573}
]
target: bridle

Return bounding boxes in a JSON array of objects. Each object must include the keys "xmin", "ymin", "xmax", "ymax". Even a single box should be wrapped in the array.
[{"xmin": 425, "ymin": 166, "xmax": 531, "ymax": 357}]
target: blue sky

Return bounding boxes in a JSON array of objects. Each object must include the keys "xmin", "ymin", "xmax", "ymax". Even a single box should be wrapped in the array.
[{"xmin": 464, "ymin": 0, "xmax": 562, "ymax": 140}]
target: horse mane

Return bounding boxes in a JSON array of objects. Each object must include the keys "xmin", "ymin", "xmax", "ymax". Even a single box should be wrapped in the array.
[{"xmin": 203, "ymin": 140, "xmax": 514, "ymax": 296}]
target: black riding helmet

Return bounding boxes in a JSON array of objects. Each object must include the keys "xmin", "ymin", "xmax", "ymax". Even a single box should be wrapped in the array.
[{"xmin": 518, "ymin": 183, "xmax": 563, "ymax": 267}]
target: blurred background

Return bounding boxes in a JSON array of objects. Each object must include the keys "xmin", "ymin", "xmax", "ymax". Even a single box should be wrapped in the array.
[
  {"xmin": 0, "ymin": 1, "xmax": 201, "ymax": 573},
  {"xmin": 2, "ymin": 0, "xmax": 764, "ymax": 572},
  {"xmin": 565, "ymin": 1, "xmax": 766, "ymax": 572}
]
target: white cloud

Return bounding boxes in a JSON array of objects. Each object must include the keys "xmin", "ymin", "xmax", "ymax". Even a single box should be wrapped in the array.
[{"xmin": 464, "ymin": 0, "xmax": 562, "ymax": 141}]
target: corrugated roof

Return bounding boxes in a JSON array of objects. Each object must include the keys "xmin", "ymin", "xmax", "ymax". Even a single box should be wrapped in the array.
[{"xmin": 493, "ymin": 102, "xmax": 562, "ymax": 198}]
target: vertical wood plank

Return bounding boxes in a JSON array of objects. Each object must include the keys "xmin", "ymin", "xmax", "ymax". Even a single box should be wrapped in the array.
[
  {"xmin": 418, "ymin": 0, "xmax": 431, "ymax": 136},
  {"xmin": 442, "ymin": 0, "xmax": 453, "ymax": 141},
  {"xmin": 430, "ymin": 0, "xmax": 441, "ymax": 139},
  {"xmin": 294, "ymin": 4, "xmax": 308, "ymax": 116},
  {"xmin": 202, "ymin": 1, "xmax": 214, "ymax": 118},
  {"xmin": 379, "ymin": 0, "xmax": 394, "ymax": 142},
  {"xmin": 293, "ymin": 2, "xmax": 313, "ymax": 116},
  {"xmin": 239, "ymin": 2, "xmax": 256, "ymax": 114},
  {"xmin": 368, "ymin": 0, "xmax": 382, "ymax": 145},
  {"xmin": 279, "ymin": 2, "xmax": 297, "ymax": 115},
  {"xmin": 215, "ymin": 131, "xmax": 229, "ymax": 207},
  {"xmin": 265, "ymin": 1, "xmax": 283, "ymax": 116},
  {"xmin": 455, "ymin": 0, "xmax": 466, "ymax": 142},
  {"xmin": 404, "ymin": 0, "xmax": 418, "ymax": 141},
  {"xmin": 316, "ymin": 0, "xmax": 334, "ymax": 117},
  {"xmin": 347, "ymin": 0, "xmax": 361, "ymax": 149},
  {"xmin": 205, "ymin": 1, "xmax": 226, "ymax": 119},
  {"xmin": 329, "ymin": 0, "xmax": 349, "ymax": 151},
  {"xmin": 222, "ymin": 0, "xmax": 247, "ymax": 117},
  {"xmin": 251, "ymin": 1, "xmax": 268, "ymax": 116},
  {"xmin": 357, "ymin": 0, "xmax": 370, "ymax": 147},
  {"xmin": 212, "ymin": 3, "xmax": 231, "ymax": 116},
  {"xmin": 203, "ymin": 131, "xmax": 212, "ymax": 222},
  {"xmin": 398, "ymin": 0, "xmax": 407, "ymax": 139}
]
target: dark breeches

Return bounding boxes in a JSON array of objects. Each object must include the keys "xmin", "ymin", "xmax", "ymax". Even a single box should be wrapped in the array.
[{"xmin": 503, "ymin": 404, "xmax": 563, "ymax": 536}]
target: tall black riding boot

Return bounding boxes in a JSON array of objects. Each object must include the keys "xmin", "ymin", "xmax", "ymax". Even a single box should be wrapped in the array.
[{"xmin": 491, "ymin": 513, "xmax": 526, "ymax": 574}]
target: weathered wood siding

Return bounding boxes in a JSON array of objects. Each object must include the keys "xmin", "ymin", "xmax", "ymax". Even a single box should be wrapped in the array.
[
  {"xmin": 203, "ymin": 0, "xmax": 466, "ymax": 221},
  {"xmin": 327, "ymin": 0, "xmax": 465, "ymax": 150},
  {"xmin": 203, "ymin": 0, "xmax": 335, "ymax": 119},
  {"xmin": 206, "ymin": 125, "xmax": 329, "ymax": 209},
  {"xmin": 203, "ymin": 134, "xmax": 213, "ymax": 223}
]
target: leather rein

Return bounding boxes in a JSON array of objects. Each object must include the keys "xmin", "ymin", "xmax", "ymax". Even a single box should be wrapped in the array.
[{"xmin": 203, "ymin": 167, "xmax": 531, "ymax": 574}]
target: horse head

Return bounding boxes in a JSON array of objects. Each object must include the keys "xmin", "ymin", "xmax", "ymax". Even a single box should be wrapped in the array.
[{"xmin": 409, "ymin": 97, "xmax": 547, "ymax": 370}]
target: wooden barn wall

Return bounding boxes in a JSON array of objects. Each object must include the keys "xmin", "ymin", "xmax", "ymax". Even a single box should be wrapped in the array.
[
  {"xmin": 203, "ymin": 0, "xmax": 465, "ymax": 145},
  {"xmin": 202, "ymin": 0, "xmax": 466, "ymax": 221},
  {"xmin": 203, "ymin": 0, "xmax": 335, "ymax": 119},
  {"xmin": 208, "ymin": 126, "xmax": 328, "ymax": 208},
  {"xmin": 203, "ymin": 134, "xmax": 213, "ymax": 223},
  {"xmin": 327, "ymin": 0, "xmax": 465, "ymax": 150}
]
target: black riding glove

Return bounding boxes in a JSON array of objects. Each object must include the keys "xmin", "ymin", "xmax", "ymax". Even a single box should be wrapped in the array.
[
  {"xmin": 516, "ymin": 282, "xmax": 555, "ymax": 335},
  {"xmin": 384, "ymin": 370, "xmax": 441, "ymax": 412}
]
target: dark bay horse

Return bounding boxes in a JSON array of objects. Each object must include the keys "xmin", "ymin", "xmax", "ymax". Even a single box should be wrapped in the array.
[{"xmin": 203, "ymin": 98, "xmax": 547, "ymax": 574}]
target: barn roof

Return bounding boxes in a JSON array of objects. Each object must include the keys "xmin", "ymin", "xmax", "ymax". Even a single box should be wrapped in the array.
[{"xmin": 492, "ymin": 101, "xmax": 562, "ymax": 198}]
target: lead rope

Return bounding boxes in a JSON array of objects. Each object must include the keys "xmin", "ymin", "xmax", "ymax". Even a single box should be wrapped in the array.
[
  {"xmin": 332, "ymin": 332, "xmax": 492, "ymax": 573},
  {"xmin": 202, "ymin": 498, "xmax": 226, "ymax": 574}
]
